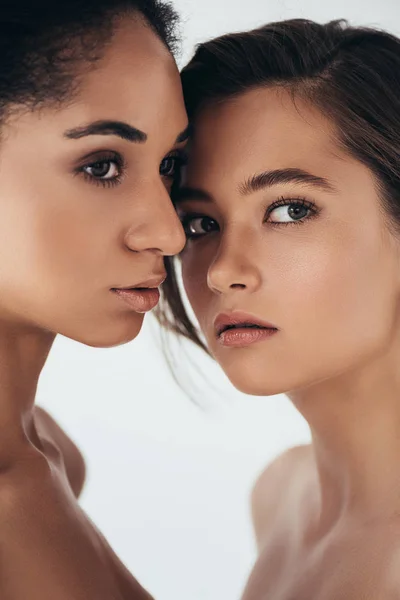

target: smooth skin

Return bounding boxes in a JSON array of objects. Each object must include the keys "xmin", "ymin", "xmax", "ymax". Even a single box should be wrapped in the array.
[
  {"xmin": 177, "ymin": 86, "xmax": 400, "ymax": 599},
  {"xmin": 0, "ymin": 13, "xmax": 187, "ymax": 600}
]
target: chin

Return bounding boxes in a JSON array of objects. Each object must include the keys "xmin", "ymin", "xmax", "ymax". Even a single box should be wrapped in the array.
[
  {"xmin": 215, "ymin": 354, "xmax": 298, "ymax": 397},
  {"xmin": 227, "ymin": 374, "xmax": 287, "ymax": 397},
  {"xmin": 223, "ymin": 362, "xmax": 338, "ymax": 398},
  {"xmin": 60, "ymin": 313, "xmax": 145, "ymax": 348}
]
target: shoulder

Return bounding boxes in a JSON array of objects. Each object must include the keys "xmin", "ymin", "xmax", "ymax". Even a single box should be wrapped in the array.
[
  {"xmin": 251, "ymin": 444, "xmax": 313, "ymax": 551},
  {"xmin": 34, "ymin": 407, "xmax": 86, "ymax": 498}
]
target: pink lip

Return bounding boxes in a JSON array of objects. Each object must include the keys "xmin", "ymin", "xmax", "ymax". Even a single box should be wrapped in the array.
[
  {"xmin": 112, "ymin": 288, "xmax": 160, "ymax": 313},
  {"xmin": 214, "ymin": 311, "xmax": 278, "ymax": 347},
  {"xmin": 114, "ymin": 275, "xmax": 166, "ymax": 290},
  {"xmin": 111, "ymin": 275, "xmax": 165, "ymax": 313}
]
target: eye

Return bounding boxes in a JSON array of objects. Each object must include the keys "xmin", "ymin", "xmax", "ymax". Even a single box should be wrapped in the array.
[
  {"xmin": 83, "ymin": 160, "xmax": 120, "ymax": 180},
  {"xmin": 266, "ymin": 198, "xmax": 318, "ymax": 225},
  {"xmin": 77, "ymin": 152, "xmax": 125, "ymax": 188},
  {"xmin": 180, "ymin": 213, "xmax": 219, "ymax": 239},
  {"xmin": 160, "ymin": 150, "xmax": 187, "ymax": 179}
]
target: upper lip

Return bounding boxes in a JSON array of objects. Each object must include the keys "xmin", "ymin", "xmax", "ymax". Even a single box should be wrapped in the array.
[
  {"xmin": 214, "ymin": 311, "xmax": 278, "ymax": 337},
  {"xmin": 112, "ymin": 274, "xmax": 166, "ymax": 290}
]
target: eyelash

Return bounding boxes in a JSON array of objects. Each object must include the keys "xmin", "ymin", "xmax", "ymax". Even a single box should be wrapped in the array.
[
  {"xmin": 180, "ymin": 196, "xmax": 319, "ymax": 240},
  {"xmin": 75, "ymin": 148, "xmax": 188, "ymax": 190},
  {"xmin": 265, "ymin": 196, "xmax": 319, "ymax": 227},
  {"xmin": 160, "ymin": 149, "xmax": 188, "ymax": 181},
  {"xmin": 76, "ymin": 151, "xmax": 125, "ymax": 188}
]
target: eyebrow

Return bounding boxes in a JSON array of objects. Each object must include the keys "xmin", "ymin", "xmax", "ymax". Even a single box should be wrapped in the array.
[
  {"xmin": 64, "ymin": 120, "xmax": 147, "ymax": 142},
  {"xmin": 175, "ymin": 167, "xmax": 337, "ymax": 204},
  {"xmin": 64, "ymin": 120, "xmax": 191, "ymax": 145},
  {"xmin": 239, "ymin": 168, "xmax": 338, "ymax": 195}
]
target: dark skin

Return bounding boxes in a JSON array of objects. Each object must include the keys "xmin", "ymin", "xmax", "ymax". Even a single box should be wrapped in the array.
[
  {"xmin": 0, "ymin": 13, "xmax": 187, "ymax": 600},
  {"xmin": 33, "ymin": 407, "xmax": 86, "ymax": 498}
]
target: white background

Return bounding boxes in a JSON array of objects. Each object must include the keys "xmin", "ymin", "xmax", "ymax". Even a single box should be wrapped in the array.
[{"xmin": 37, "ymin": 1, "xmax": 400, "ymax": 599}]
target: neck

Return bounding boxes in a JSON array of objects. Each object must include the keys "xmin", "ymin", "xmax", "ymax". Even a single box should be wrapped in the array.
[
  {"xmin": 0, "ymin": 319, "xmax": 55, "ymax": 450},
  {"xmin": 289, "ymin": 341, "xmax": 400, "ymax": 534}
]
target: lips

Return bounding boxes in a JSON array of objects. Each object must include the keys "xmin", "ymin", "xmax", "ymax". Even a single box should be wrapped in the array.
[
  {"xmin": 111, "ymin": 274, "xmax": 166, "ymax": 313},
  {"xmin": 214, "ymin": 312, "xmax": 278, "ymax": 337},
  {"xmin": 112, "ymin": 274, "xmax": 166, "ymax": 291},
  {"xmin": 213, "ymin": 312, "xmax": 278, "ymax": 348}
]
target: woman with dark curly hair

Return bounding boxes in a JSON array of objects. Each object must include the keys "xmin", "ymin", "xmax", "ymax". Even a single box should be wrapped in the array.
[
  {"xmin": 0, "ymin": 1, "xmax": 188, "ymax": 598},
  {"xmin": 158, "ymin": 18, "xmax": 400, "ymax": 598}
]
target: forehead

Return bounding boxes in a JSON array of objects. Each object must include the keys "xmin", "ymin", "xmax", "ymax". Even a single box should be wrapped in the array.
[
  {"xmin": 61, "ymin": 16, "xmax": 186, "ymax": 139},
  {"xmin": 187, "ymin": 87, "xmax": 344, "ymax": 183}
]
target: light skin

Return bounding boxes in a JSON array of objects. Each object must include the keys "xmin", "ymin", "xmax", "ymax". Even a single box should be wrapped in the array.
[
  {"xmin": 0, "ymin": 13, "xmax": 187, "ymax": 600},
  {"xmin": 178, "ymin": 86, "xmax": 400, "ymax": 598}
]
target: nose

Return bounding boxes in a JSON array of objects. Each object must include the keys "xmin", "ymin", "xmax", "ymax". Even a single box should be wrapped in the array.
[
  {"xmin": 124, "ymin": 180, "xmax": 186, "ymax": 256},
  {"xmin": 207, "ymin": 234, "xmax": 262, "ymax": 295}
]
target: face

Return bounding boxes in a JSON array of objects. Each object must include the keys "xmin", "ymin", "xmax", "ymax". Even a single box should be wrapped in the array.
[
  {"xmin": 177, "ymin": 87, "xmax": 400, "ymax": 396},
  {"xmin": 0, "ymin": 15, "xmax": 187, "ymax": 347}
]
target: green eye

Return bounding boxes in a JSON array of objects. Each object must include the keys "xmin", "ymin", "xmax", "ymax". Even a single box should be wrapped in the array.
[
  {"xmin": 269, "ymin": 203, "xmax": 310, "ymax": 223},
  {"xmin": 266, "ymin": 197, "xmax": 318, "ymax": 225}
]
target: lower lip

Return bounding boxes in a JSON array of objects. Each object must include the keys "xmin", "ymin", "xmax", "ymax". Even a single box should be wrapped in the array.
[
  {"xmin": 112, "ymin": 288, "xmax": 160, "ymax": 313},
  {"xmin": 218, "ymin": 327, "xmax": 278, "ymax": 347}
]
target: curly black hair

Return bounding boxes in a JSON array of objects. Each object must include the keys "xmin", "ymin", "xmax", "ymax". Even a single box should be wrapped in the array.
[{"xmin": 0, "ymin": 0, "xmax": 179, "ymax": 123}]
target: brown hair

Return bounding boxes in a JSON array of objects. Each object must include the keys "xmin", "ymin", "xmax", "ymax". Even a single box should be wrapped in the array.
[{"xmin": 155, "ymin": 18, "xmax": 400, "ymax": 353}]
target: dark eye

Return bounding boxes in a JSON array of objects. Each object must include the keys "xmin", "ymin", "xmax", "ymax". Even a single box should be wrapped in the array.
[
  {"xmin": 160, "ymin": 157, "xmax": 176, "ymax": 177},
  {"xmin": 181, "ymin": 214, "xmax": 219, "ymax": 239},
  {"xmin": 160, "ymin": 151, "xmax": 187, "ymax": 179},
  {"xmin": 83, "ymin": 160, "xmax": 120, "ymax": 180}
]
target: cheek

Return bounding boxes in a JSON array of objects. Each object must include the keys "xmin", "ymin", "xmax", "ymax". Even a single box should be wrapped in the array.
[
  {"xmin": 274, "ymin": 229, "xmax": 397, "ymax": 369},
  {"xmin": 35, "ymin": 208, "xmax": 100, "ymax": 280},
  {"xmin": 181, "ymin": 244, "xmax": 211, "ymax": 319},
  {"xmin": 0, "ymin": 178, "xmax": 114, "ymax": 298}
]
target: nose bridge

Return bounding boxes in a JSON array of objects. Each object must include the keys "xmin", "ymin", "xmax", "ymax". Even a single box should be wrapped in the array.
[
  {"xmin": 208, "ymin": 223, "xmax": 261, "ymax": 293},
  {"xmin": 125, "ymin": 177, "xmax": 186, "ymax": 256}
]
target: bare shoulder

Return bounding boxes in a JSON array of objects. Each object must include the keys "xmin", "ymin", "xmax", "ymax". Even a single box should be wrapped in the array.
[
  {"xmin": 34, "ymin": 406, "xmax": 86, "ymax": 497},
  {"xmin": 251, "ymin": 444, "xmax": 313, "ymax": 550}
]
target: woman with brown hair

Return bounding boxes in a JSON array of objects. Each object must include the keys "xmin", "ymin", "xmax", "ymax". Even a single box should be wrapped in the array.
[{"xmin": 158, "ymin": 19, "xmax": 400, "ymax": 598}]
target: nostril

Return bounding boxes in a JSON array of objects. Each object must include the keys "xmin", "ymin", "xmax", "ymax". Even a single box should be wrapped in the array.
[{"xmin": 230, "ymin": 283, "xmax": 246, "ymax": 289}]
